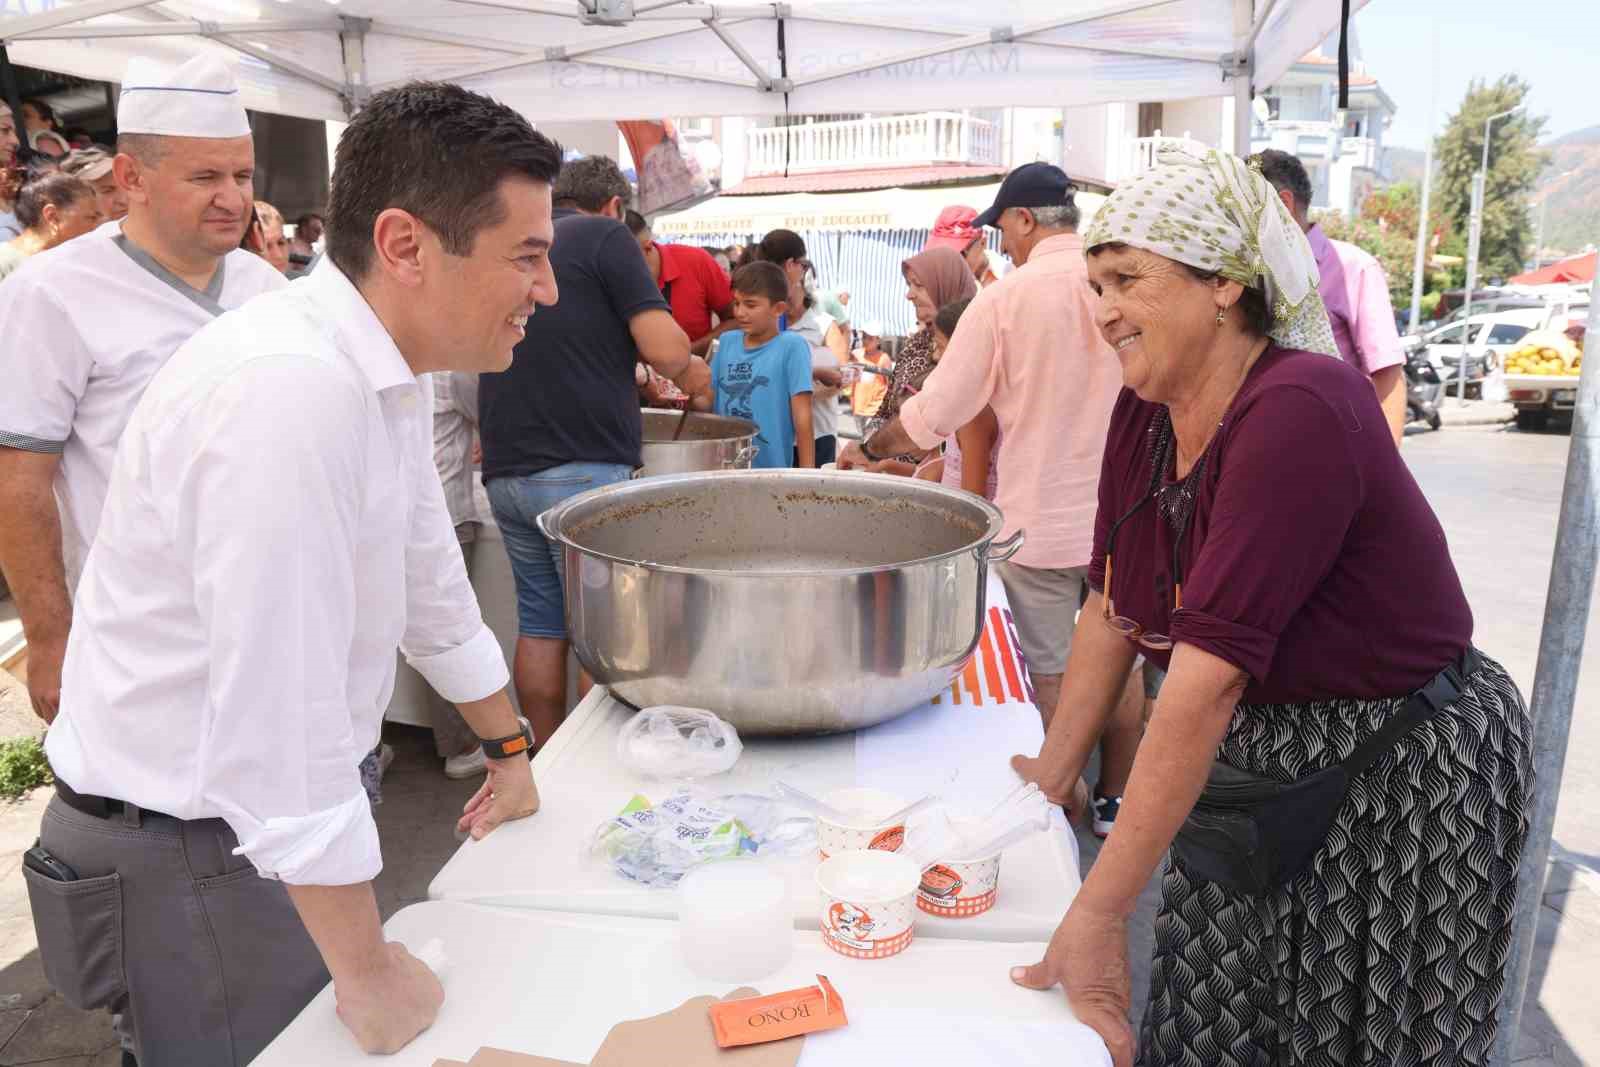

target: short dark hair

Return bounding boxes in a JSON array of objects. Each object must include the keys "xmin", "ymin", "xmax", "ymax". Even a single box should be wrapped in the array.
[
  {"xmin": 294, "ymin": 212, "xmax": 323, "ymax": 230},
  {"xmin": 21, "ymin": 97, "xmax": 56, "ymax": 126},
  {"xmin": 552, "ymin": 155, "xmax": 630, "ymax": 213},
  {"xmin": 1251, "ymin": 149, "xmax": 1312, "ymax": 217},
  {"xmin": 730, "ymin": 260, "xmax": 789, "ymax": 304},
  {"xmin": 116, "ymin": 133, "xmax": 169, "ymax": 167},
  {"xmin": 756, "ymin": 228, "xmax": 806, "ymax": 266},
  {"xmin": 325, "ymin": 82, "xmax": 563, "ymax": 281},
  {"xmin": 15, "ymin": 172, "xmax": 91, "ymax": 230},
  {"xmin": 624, "ymin": 209, "xmax": 650, "ymax": 236},
  {"xmin": 934, "ymin": 297, "xmax": 972, "ymax": 340}
]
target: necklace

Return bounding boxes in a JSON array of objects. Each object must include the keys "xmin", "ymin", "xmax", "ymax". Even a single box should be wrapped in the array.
[{"xmin": 1144, "ymin": 407, "xmax": 1222, "ymax": 534}]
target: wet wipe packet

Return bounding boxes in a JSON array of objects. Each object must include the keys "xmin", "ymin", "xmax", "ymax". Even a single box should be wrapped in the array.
[{"xmin": 709, "ymin": 976, "xmax": 849, "ymax": 1048}]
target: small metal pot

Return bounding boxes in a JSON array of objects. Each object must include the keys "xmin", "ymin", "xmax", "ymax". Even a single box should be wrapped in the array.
[
  {"xmin": 638, "ymin": 408, "xmax": 758, "ymax": 478},
  {"xmin": 537, "ymin": 469, "xmax": 1023, "ymax": 735}
]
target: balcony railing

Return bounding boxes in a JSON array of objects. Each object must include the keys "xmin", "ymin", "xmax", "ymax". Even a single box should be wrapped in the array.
[
  {"xmin": 745, "ymin": 112, "xmax": 1000, "ymax": 177},
  {"xmin": 1112, "ymin": 130, "xmax": 1193, "ymax": 183}
]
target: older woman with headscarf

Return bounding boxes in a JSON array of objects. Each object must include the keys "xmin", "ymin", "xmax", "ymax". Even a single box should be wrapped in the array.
[
  {"xmin": 862, "ymin": 245, "xmax": 977, "ymax": 472},
  {"xmin": 1007, "ymin": 145, "xmax": 1532, "ymax": 1067}
]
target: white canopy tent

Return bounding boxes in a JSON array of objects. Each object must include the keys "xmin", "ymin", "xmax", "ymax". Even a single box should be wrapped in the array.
[{"xmin": 3, "ymin": 0, "xmax": 1368, "ymax": 147}]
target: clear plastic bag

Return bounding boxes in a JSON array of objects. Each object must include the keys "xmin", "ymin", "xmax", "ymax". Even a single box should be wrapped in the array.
[
  {"xmin": 615, "ymin": 706, "xmax": 742, "ymax": 780},
  {"xmin": 589, "ymin": 790, "xmax": 816, "ymax": 888}
]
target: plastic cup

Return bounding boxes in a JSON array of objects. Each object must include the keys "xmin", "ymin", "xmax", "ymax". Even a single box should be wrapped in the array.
[
  {"xmin": 815, "ymin": 787, "xmax": 908, "ymax": 860},
  {"xmin": 677, "ymin": 860, "xmax": 793, "ymax": 982},
  {"xmin": 815, "ymin": 849, "xmax": 920, "ymax": 960}
]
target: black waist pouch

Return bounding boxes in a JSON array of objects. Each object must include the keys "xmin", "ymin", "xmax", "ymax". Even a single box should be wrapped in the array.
[{"xmin": 1171, "ymin": 647, "xmax": 1481, "ymax": 895}]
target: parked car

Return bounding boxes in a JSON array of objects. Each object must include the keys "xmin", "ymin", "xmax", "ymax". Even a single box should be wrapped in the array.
[{"xmin": 1423, "ymin": 309, "xmax": 1547, "ymax": 396}]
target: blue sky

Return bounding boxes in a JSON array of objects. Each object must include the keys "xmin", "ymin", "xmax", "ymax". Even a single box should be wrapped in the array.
[{"xmin": 1354, "ymin": 0, "xmax": 1597, "ymax": 149}]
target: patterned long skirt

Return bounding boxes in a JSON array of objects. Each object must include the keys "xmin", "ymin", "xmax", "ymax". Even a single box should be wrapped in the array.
[{"xmin": 1138, "ymin": 654, "xmax": 1533, "ymax": 1067}]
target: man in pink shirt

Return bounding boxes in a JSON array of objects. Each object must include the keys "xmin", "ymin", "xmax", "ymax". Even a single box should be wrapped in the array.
[
  {"xmin": 1255, "ymin": 150, "xmax": 1406, "ymax": 443},
  {"xmin": 840, "ymin": 165, "xmax": 1141, "ymax": 826}
]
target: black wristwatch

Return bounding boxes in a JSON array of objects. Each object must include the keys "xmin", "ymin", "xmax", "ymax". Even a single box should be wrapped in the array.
[
  {"xmin": 860, "ymin": 438, "xmax": 884, "ymax": 463},
  {"xmin": 479, "ymin": 720, "xmax": 534, "ymax": 760}
]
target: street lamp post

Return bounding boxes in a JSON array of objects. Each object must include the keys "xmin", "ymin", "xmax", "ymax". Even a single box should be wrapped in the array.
[{"xmin": 1455, "ymin": 105, "xmax": 1524, "ymax": 404}]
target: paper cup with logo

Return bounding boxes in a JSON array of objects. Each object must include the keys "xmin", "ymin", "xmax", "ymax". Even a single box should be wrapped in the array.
[
  {"xmin": 815, "ymin": 787, "xmax": 908, "ymax": 860},
  {"xmin": 915, "ymin": 819, "xmax": 1002, "ymax": 918},
  {"xmin": 816, "ymin": 849, "xmax": 920, "ymax": 960}
]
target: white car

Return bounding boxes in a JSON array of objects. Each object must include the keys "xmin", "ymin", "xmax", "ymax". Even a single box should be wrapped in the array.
[{"xmin": 1421, "ymin": 308, "xmax": 1547, "ymax": 387}]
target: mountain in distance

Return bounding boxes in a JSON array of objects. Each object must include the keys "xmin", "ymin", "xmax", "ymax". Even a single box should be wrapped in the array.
[
  {"xmin": 1380, "ymin": 127, "xmax": 1598, "ymax": 258},
  {"xmin": 1533, "ymin": 126, "xmax": 1600, "ymax": 257}
]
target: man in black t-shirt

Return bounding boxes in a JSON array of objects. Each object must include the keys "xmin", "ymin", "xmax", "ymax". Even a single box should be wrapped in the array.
[{"xmin": 479, "ymin": 156, "xmax": 708, "ymax": 750}]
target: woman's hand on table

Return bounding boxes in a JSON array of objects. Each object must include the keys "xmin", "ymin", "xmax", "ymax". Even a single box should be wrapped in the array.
[
  {"xmin": 456, "ymin": 753, "xmax": 541, "ymax": 840},
  {"xmin": 1010, "ymin": 753, "xmax": 1091, "ymax": 821},
  {"xmin": 837, "ymin": 441, "xmax": 869, "ymax": 469},
  {"xmin": 1011, "ymin": 905, "xmax": 1135, "ymax": 1067}
]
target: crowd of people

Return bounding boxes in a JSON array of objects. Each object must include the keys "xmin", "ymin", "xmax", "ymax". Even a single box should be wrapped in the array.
[{"xmin": 0, "ymin": 55, "xmax": 1534, "ymax": 1067}]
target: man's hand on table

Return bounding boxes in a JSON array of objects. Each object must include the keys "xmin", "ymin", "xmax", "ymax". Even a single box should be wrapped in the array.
[
  {"xmin": 457, "ymin": 752, "xmax": 541, "ymax": 840},
  {"xmin": 336, "ymin": 942, "xmax": 445, "ymax": 1054},
  {"xmin": 1011, "ymin": 905, "xmax": 1135, "ymax": 1067},
  {"xmin": 836, "ymin": 441, "xmax": 869, "ymax": 470}
]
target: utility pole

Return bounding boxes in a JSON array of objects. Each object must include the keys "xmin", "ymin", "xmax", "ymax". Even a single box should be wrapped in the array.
[
  {"xmin": 1456, "ymin": 105, "xmax": 1523, "ymax": 403},
  {"xmin": 1406, "ymin": 25, "xmax": 1440, "ymax": 334}
]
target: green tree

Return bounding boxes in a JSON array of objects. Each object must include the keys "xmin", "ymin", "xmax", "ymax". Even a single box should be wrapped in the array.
[{"xmin": 1434, "ymin": 75, "xmax": 1548, "ymax": 278}]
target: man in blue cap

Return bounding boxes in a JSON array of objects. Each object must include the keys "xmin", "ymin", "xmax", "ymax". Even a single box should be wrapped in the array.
[{"xmin": 841, "ymin": 162, "xmax": 1147, "ymax": 835}]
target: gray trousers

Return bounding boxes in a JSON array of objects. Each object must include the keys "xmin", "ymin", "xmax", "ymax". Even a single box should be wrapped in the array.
[{"xmin": 26, "ymin": 794, "xmax": 329, "ymax": 1066}]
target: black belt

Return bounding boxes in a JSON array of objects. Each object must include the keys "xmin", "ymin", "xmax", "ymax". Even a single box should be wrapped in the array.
[{"xmin": 55, "ymin": 779, "xmax": 175, "ymax": 823}]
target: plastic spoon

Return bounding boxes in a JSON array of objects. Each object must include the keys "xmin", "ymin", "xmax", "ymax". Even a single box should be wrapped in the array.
[
  {"xmin": 772, "ymin": 781, "xmax": 857, "ymax": 823},
  {"xmin": 876, "ymin": 794, "xmax": 940, "ymax": 827},
  {"xmin": 942, "ymin": 809, "xmax": 1052, "ymax": 864}
]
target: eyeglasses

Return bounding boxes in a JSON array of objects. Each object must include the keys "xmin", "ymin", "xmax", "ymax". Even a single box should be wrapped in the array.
[{"xmin": 1101, "ymin": 489, "xmax": 1185, "ymax": 651}]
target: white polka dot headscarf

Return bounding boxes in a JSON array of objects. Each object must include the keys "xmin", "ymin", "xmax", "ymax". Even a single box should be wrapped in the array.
[{"xmin": 1083, "ymin": 141, "xmax": 1338, "ymax": 357}]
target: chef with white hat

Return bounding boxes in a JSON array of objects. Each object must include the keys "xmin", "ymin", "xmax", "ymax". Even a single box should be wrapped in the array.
[{"xmin": 0, "ymin": 55, "xmax": 284, "ymax": 729}]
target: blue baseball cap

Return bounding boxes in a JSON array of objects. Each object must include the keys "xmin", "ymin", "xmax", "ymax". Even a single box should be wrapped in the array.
[{"xmin": 973, "ymin": 162, "xmax": 1078, "ymax": 229}]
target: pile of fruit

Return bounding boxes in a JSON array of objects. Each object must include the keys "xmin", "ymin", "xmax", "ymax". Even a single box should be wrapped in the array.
[{"xmin": 1504, "ymin": 330, "xmax": 1583, "ymax": 377}]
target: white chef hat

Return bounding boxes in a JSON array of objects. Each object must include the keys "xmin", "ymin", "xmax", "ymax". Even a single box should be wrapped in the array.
[{"xmin": 117, "ymin": 55, "xmax": 250, "ymax": 139}]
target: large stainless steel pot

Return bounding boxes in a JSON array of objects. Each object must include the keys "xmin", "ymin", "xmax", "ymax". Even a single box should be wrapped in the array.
[
  {"xmin": 537, "ymin": 470, "xmax": 1023, "ymax": 735},
  {"xmin": 638, "ymin": 408, "xmax": 758, "ymax": 478}
]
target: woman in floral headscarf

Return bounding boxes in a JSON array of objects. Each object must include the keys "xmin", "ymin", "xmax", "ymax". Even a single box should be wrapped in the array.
[
  {"xmin": 1009, "ymin": 145, "xmax": 1531, "ymax": 1067},
  {"xmin": 864, "ymin": 246, "xmax": 978, "ymax": 471}
]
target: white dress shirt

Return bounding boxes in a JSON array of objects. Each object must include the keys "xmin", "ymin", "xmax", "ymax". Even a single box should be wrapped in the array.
[
  {"xmin": 47, "ymin": 259, "xmax": 510, "ymax": 886},
  {"xmin": 0, "ymin": 220, "xmax": 285, "ymax": 588},
  {"xmin": 427, "ymin": 371, "xmax": 481, "ymax": 533}
]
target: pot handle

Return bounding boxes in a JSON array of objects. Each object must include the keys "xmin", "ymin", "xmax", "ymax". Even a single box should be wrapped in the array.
[
  {"xmin": 535, "ymin": 506, "xmax": 557, "ymax": 540},
  {"xmin": 726, "ymin": 443, "xmax": 758, "ymax": 469},
  {"xmin": 984, "ymin": 530, "xmax": 1025, "ymax": 563}
]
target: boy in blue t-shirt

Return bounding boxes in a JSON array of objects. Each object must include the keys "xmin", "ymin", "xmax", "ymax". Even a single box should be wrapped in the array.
[{"xmin": 695, "ymin": 261, "xmax": 815, "ymax": 467}]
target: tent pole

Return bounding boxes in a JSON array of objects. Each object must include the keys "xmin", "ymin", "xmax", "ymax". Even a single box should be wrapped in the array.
[
  {"xmin": 1491, "ymin": 293, "xmax": 1600, "ymax": 1065},
  {"xmin": 339, "ymin": 17, "xmax": 371, "ymax": 117},
  {"xmin": 0, "ymin": 0, "xmax": 160, "ymax": 42}
]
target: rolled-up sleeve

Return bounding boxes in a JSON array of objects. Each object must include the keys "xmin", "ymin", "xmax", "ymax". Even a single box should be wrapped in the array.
[
  {"xmin": 1352, "ymin": 255, "xmax": 1405, "ymax": 374},
  {"xmin": 0, "ymin": 276, "xmax": 92, "ymax": 452},
  {"xmin": 901, "ymin": 289, "xmax": 1002, "ymax": 450},
  {"xmin": 400, "ymin": 391, "xmax": 509, "ymax": 704},
  {"xmin": 1169, "ymin": 386, "xmax": 1364, "ymax": 683},
  {"xmin": 180, "ymin": 355, "xmax": 380, "ymax": 885}
]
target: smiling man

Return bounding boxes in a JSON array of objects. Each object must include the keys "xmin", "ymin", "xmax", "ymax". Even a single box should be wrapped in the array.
[
  {"xmin": 26, "ymin": 82, "xmax": 558, "ymax": 1064},
  {"xmin": 0, "ymin": 55, "xmax": 284, "ymax": 728}
]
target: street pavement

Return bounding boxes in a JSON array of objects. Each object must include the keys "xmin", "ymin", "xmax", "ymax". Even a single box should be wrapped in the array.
[{"xmin": 0, "ymin": 420, "xmax": 1595, "ymax": 1064}]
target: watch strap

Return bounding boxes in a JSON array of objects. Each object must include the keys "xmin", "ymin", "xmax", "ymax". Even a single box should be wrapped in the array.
[{"xmin": 480, "ymin": 720, "xmax": 533, "ymax": 759}]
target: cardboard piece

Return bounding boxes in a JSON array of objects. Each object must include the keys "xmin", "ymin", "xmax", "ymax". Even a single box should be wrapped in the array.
[
  {"xmin": 432, "ymin": 988, "xmax": 804, "ymax": 1067},
  {"xmin": 592, "ymin": 988, "xmax": 803, "ymax": 1067}
]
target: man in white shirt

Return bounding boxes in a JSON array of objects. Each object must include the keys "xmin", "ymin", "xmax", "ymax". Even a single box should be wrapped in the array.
[
  {"xmin": 0, "ymin": 55, "xmax": 285, "ymax": 725},
  {"xmin": 29, "ymin": 82, "xmax": 556, "ymax": 1063}
]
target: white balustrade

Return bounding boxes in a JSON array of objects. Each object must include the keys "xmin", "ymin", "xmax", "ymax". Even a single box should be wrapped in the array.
[{"xmin": 744, "ymin": 112, "xmax": 1001, "ymax": 177}]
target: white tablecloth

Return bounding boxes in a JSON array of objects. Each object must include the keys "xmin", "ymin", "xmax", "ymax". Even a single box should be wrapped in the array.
[
  {"xmin": 253, "ymin": 901, "xmax": 1111, "ymax": 1067},
  {"xmin": 430, "ymin": 574, "xmax": 1080, "ymax": 943}
]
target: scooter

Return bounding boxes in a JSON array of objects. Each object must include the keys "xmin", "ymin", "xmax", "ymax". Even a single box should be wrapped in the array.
[{"xmin": 1405, "ymin": 348, "xmax": 1443, "ymax": 431}]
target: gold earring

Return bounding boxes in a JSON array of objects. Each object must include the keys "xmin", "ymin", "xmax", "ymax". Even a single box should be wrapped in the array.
[{"xmin": 1215, "ymin": 308, "xmax": 1226, "ymax": 327}]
